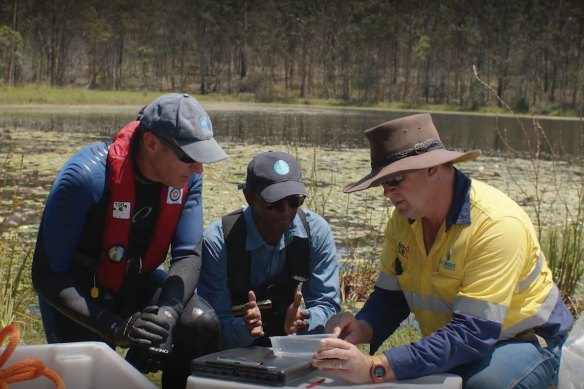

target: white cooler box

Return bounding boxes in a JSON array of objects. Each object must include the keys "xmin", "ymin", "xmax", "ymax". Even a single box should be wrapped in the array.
[{"xmin": 4, "ymin": 341, "xmax": 156, "ymax": 389}]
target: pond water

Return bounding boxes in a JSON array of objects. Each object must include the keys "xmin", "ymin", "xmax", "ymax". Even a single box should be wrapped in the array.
[{"xmin": 0, "ymin": 103, "xmax": 583, "ymax": 158}]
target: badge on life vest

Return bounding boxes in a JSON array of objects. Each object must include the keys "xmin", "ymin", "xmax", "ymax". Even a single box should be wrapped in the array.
[
  {"xmin": 113, "ymin": 201, "xmax": 131, "ymax": 219},
  {"xmin": 167, "ymin": 187, "xmax": 183, "ymax": 204},
  {"xmin": 108, "ymin": 245, "xmax": 126, "ymax": 263}
]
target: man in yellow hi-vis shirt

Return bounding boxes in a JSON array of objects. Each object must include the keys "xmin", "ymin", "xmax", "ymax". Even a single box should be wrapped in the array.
[{"xmin": 312, "ymin": 113, "xmax": 573, "ymax": 389}]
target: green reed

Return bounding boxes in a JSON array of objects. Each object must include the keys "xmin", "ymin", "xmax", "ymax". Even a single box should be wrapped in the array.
[
  {"xmin": 0, "ymin": 147, "xmax": 42, "ymax": 341},
  {"xmin": 474, "ymin": 67, "xmax": 584, "ymax": 315}
]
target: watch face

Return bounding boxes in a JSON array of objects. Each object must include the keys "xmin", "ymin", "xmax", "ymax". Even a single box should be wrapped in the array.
[{"xmin": 373, "ymin": 365, "xmax": 386, "ymax": 378}]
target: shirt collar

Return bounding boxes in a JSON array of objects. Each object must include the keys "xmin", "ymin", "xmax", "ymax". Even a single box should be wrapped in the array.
[
  {"xmin": 446, "ymin": 168, "xmax": 472, "ymax": 229},
  {"xmin": 242, "ymin": 207, "xmax": 307, "ymax": 250}
]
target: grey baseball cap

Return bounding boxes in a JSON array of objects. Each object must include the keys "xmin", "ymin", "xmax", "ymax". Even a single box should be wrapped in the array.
[{"xmin": 139, "ymin": 93, "xmax": 228, "ymax": 163}]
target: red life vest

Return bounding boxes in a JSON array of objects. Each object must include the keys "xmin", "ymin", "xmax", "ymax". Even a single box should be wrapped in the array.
[{"xmin": 96, "ymin": 121, "xmax": 186, "ymax": 293}]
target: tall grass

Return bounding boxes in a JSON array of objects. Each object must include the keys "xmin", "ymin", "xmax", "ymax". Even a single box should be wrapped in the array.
[
  {"xmin": 474, "ymin": 66, "xmax": 584, "ymax": 315},
  {"xmin": 0, "ymin": 147, "xmax": 39, "ymax": 338},
  {"xmin": 543, "ymin": 145, "xmax": 584, "ymax": 314}
]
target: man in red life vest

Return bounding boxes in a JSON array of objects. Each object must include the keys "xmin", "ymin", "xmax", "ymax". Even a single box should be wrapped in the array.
[{"xmin": 32, "ymin": 93, "xmax": 228, "ymax": 389}]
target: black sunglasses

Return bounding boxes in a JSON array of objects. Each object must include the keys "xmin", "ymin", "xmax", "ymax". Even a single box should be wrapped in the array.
[
  {"xmin": 153, "ymin": 133, "xmax": 197, "ymax": 164},
  {"xmin": 254, "ymin": 193, "xmax": 306, "ymax": 210},
  {"xmin": 381, "ymin": 174, "xmax": 406, "ymax": 187}
]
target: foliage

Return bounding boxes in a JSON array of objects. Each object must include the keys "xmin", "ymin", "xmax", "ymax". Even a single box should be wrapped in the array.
[
  {"xmin": 0, "ymin": 25, "xmax": 23, "ymax": 84},
  {"xmin": 542, "ymin": 144, "xmax": 584, "ymax": 314},
  {"xmin": 474, "ymin": 66, "xmax": 584, "ymax": 314},
  {"xmin": 305, "ymin": 149, "xmax": 336, "ymax": 219},
  {"xmin": 0, "ymin": 237, "xmax": 33, "ymax": 329},
  {"xmin": 336, "ymin": 191, "xmax": 392, "ymax": 303},
  {"xmin": 0, "ymin": 148, "xmax": 36, "ymax": 335},
  {"xmin": 357, "ymin": 322, "xmax": 423, "ymax": 355},
  {"xmin": 238, "ymin": 72, "xmax": 275, "ymax": 101},
  {"xmin": 0, "ymin": 1, "xmax": 584, "ymax": 113},
  {"xmin": 544, "ymin": 222, "xmax": 584, "ymax": 314}
]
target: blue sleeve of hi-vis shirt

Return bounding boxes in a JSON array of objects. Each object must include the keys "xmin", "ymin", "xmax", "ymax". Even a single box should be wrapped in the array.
[
  {"xmin": 356, "ymin": 287, "xmax": 410, "ymax": 354},
  {"xmin": 385, "ymin": 312, "xmax": 501, "ymax": 380}
]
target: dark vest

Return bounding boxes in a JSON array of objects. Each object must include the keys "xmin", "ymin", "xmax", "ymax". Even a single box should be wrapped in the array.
[{"xmin": 222, "ymin": 208, "xmax": 310, "ymax": 343}]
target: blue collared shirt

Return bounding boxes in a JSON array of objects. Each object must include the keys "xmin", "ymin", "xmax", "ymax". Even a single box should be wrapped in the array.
[{"xmin": 198, "ymin": 207, "xmax": 341, "ymax": 349}]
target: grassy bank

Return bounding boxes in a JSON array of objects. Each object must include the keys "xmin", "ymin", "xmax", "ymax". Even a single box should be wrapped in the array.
[{"xmin": 0, "ymin": 85, "xmax": 554, "ymax": 117}]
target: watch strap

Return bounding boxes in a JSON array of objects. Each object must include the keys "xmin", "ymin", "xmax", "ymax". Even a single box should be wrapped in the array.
[{"xmin": 369, "ymin": 354, "xmax": 387, "ymax": 383}]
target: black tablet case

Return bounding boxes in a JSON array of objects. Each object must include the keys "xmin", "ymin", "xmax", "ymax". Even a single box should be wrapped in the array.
[{"xmin": 191, "ymin": 346, "xmax": 314, "ymax": 386}]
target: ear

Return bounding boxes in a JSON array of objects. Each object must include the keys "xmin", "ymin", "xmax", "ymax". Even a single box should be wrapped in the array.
[
  {"xmin": 427, "ymin": 165, "xmax": 439, "ymax": 177},
  {"xmin": 242, "ymin": 189, "xmax": 255, "ymax": 206},
  {"xmin": 141, "ymin": 131, "xmax": 158, "ymax": 154}
]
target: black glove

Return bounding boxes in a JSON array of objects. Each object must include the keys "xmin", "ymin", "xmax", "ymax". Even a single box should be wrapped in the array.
[
  {"xmin": 113, "ymin": 305, "xmax": 173, "ymax": 348},
  {"xmin": 124, "ymin": 306, "xmax": 178, "ymax": 373},
  {"xmin": 148, "ymin": 306, "xmax": 178, "ymax": 354}
]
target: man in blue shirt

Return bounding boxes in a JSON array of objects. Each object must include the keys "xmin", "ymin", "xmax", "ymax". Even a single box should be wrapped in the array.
[{"xmin": 198, "ymin": 151, "xmax": 341, "ymax": 349}]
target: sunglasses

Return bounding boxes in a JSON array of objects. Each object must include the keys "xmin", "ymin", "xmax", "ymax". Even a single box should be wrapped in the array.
[
  {"xmin": 153, "ymin": 133, "xmax": 197, "ymax": 164},
  {"xmin": 254, "ymin": 193, "xmax": 306, "ymax": 210},
  {"xmin": 381, "ymin": 174, "xmax": 406, "ymax": 187}
]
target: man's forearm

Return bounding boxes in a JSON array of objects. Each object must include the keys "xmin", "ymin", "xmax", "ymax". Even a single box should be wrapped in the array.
[
  {"xmin": 159, "ymin": 253, "xmax": 200, "ymax": 312},
  {"xmin": 34, "ymin": 273, "xmax": 123, "ymax": 342}
]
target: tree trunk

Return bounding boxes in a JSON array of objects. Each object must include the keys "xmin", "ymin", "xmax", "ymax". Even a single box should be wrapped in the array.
[
  {"xmin": 115, "ymin": 35, "xmax": 124, "ymax": 90},
  {"xmin": 6, "ymin": 0, "xmax": 17, "ymax": 85},
  {"xmin": 199, "ymin": 26, "xmax": 208, "ymax": 95}
]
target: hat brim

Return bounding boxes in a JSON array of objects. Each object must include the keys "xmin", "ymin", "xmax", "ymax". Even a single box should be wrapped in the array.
[
  {"xmin": 177, "ymin": 138, "xmax": 228, "ymax": 164},
  {"xmin": 259, "ymin": 180, "xmax": 309, "ymax": 203},
  {"xmin": 343, "ymin": 149, "xmax": 481, "ymax": 193}
]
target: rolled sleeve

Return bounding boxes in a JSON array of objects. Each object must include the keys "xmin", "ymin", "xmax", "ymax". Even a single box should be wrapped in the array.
[{"xmin": 301, "ymin": 211, "xmax": 341, "ymax": 333}]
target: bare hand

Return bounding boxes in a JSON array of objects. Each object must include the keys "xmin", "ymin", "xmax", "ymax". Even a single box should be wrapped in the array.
[
  {"xmin": 311, "ymin": 337, "xmax": 372, "ymax": 384},
  {"xmin": 243, "ymin": 290, "xmax": 264, "ymax": 337},
  {"xmin": 284, "ymin": 291, "xmax": 310, "ymax": 334},
  {"xmin": 325, "ymin": 312, "xmax": 365, "ymax": 344}
]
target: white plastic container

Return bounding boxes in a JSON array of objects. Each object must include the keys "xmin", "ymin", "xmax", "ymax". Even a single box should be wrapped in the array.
[
  {"xmin": 270, "ymin": 334, "xmax": 335, "ymax": 357},
  {"xmin": 4, "ymin": 341, "xmax": 156, "ymax": 389},
  {"xmin": 559, "ymin": 314, "xmax": 584, "ymax": 389}
]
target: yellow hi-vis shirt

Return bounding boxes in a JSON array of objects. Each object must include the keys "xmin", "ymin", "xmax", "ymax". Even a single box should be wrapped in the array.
[{"xmin": 378, "ymin": 178, "xmax": 558, "ymax": 339}]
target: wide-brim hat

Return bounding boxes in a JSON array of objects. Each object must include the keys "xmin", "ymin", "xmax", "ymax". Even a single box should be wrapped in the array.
[
  {"xmin": 239, "ymin": 151, "xmax": 309, "ymax": 202},
  {"xmin": 343, "ymin": 113, "xmax": 481, "ymax": 193},
  {"xmin": 139, "ymin": 93, "xmax": 228, "ymax": 164}
]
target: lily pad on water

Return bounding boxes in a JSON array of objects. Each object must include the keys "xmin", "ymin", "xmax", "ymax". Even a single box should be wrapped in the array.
[{"xmin": 2, "ymin": 126, "xmax": 582, "ymax": 247}]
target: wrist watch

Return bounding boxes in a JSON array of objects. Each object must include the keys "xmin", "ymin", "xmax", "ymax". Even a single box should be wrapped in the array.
[{"xmin": 369, "ymin": 355, "xmax": 387, "ymax": 383}]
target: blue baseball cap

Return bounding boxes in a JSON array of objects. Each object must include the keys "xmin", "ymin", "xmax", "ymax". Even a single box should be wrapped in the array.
[{"xmin": 139, "ymin": 93, "xmax": 228, "ymax": 164}]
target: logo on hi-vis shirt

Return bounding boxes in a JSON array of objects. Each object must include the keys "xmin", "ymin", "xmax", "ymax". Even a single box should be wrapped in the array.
[
  {"xmin": 113, "ymin": 201, "xmax": 131, "ymax": 219},
  {"xmin": 398, "ymin": 242, "xmax": 410, "ymax": 258},
  {"xmin": 167, "ymin": 187, "xmax": 183, "ymax": 204},
  {"xmin": 442, "ymin": 252, "xmax": 456, "ymax": 271}
]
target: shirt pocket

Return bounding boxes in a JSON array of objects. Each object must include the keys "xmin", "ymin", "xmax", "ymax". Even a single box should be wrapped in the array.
[{"xmin": 430, "ymin": 267, "xmax": 463, "ymax": 305}]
